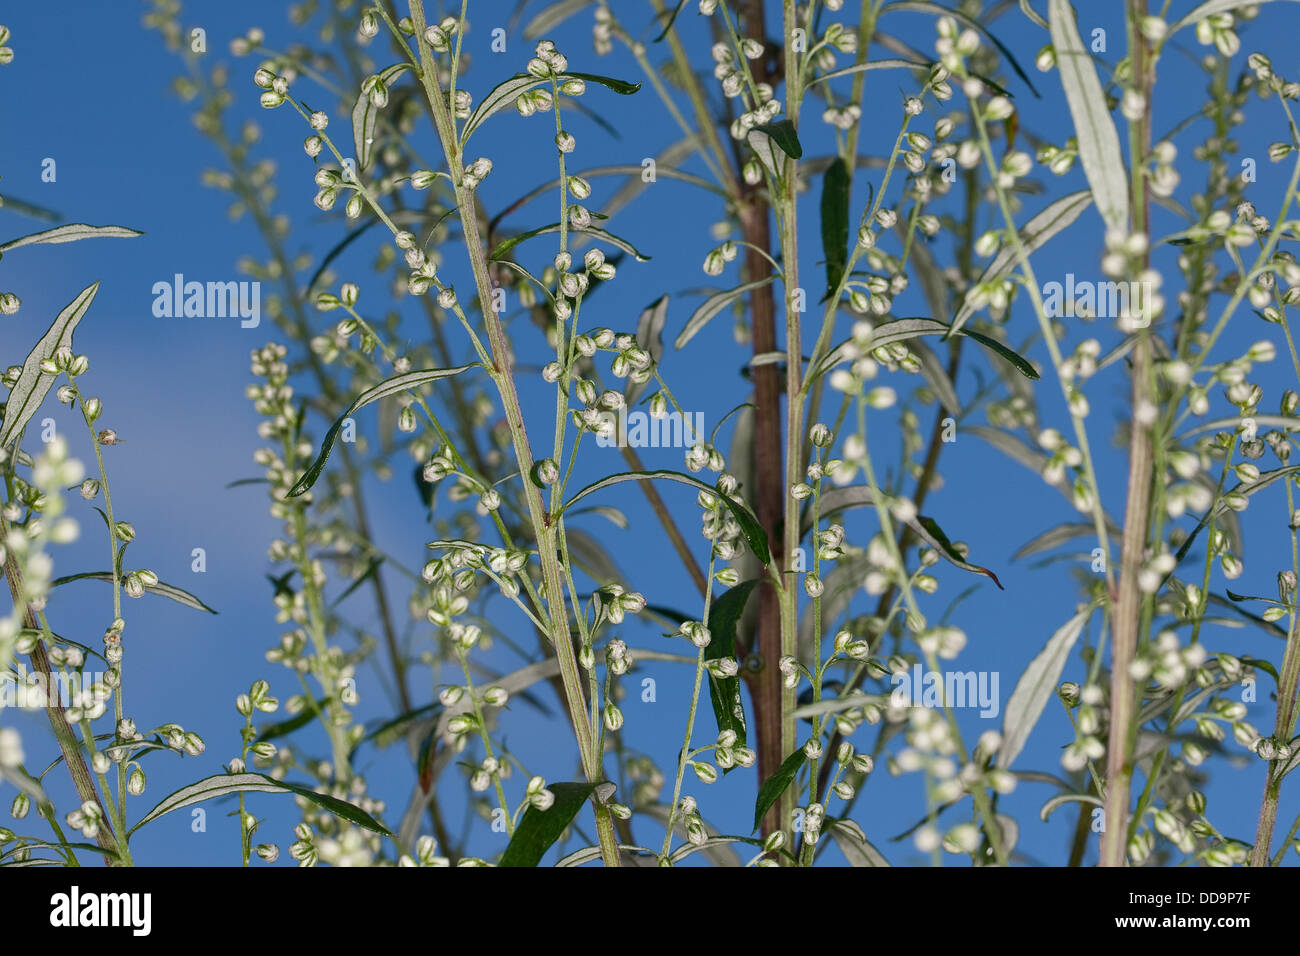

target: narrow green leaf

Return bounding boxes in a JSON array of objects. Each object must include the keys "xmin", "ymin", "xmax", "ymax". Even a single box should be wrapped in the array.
[
  {"xmin": 1170, "ymin": 0, "xmax": 1296, "ymax": 35},
  {"xmin": 753, "ymin": 748, "xmax": 807, "ymax": 831},
  {"xmin": 561, "ymin": 470, "xmax": 770, "ymax": 565},
  {"xmin": 287, "ymin": 365, "xmax": 477, "ymax": 498},
  {"xmin": 810, "ymin": 57, "xmax": 931, "ymax": 87},
  {"xmin": 962, "ymin": 329, "xmax": 1040, "ymax": 380},
  {"xmin": 353, "ymin": 63, "xmax": 413, "ymax": 172},
  {"xmin": 130, "ymin": 772, "xmax": 390, "ymax": 836},
  {"xmin": 50, "ymin": 571, "xmax": 217, "ymax": 614},
  {"xmin": 803, "ymin": 486, "xmax": 1003, "ymax": 588},
  {"xmin": 0, "ymin": 840, "xmax": 122, "ymax": 863},
  {"xmin": 820, "ymin": 158, "xmax": 850, "ymax": 299},
  {"xmin": 524, "ymin": 0, "xmax": 594, "ymax": 38},
  {"xmin": 911, "ymin": 339, "xmax": 962, "ymax": 414},
  {"xmin": 828, "ymin": 818, "xmax": 891, "ymax": 866},
  {"xmin": 999, "ymin": 604, "xmax": 1095, "ymax": 768},
  {"xmin": 1019, "ymin": 0, "xmax": 1049, "ymax": 29},
  {"xmin": 705, "ymin": 581, "xmax": 758, "ymax": 759},
  {"xmin": 1039, "ymin": 792, "xmax": 1102, "ymax": 822},
  {"xmin": 499, "ymin": 781, "xmax": 596, "ymax": 866},
  {"xmin": 1, "ymin": 282, "xmax": 98, "ymax": 449},
  {"xmin": 1048, "ymin": 0, "xmax": 1129, "ymax": 230},
  {"xmin": 820, "ymin": 316, "xmax": 1038, "ymax": 381},
  {"xmin": 1014, "ymin": 521, "xmax": 1118, "ymax": 559},
  {"xmin": 914, "ymin": 515, "xmax": 1004, "ymax": 589},
  {"xmin": 951, "ymin": 189, "xmax": 1092, "ymax": 333},
  {"xmin": 461, "ymin": 71, "xmax": 640, "ymax": 145},
  {"xmin": 653, "ymin": 0, "xmax": 692, "ymax": 40},
  {"xmin": 490, "ymin": 222, "xmax": 650, "ymax": 262},
  {"xmin": 675, "ymin": 278, "xmax": 776, "ymax": 349},
  {"xmin": 0, "ymin": 223, "xmax": 142, "ymax": 253}
]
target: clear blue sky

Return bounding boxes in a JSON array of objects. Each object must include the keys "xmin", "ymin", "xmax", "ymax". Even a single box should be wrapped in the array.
[{"xmin": 2, "ymin": 0, "xmax": 1299, "ymax": 865}]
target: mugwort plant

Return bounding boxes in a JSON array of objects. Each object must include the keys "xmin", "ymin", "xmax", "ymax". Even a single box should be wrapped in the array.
[{"xmin": 6, "ymin": 0, "xmax": 1300, "ymax": 868}]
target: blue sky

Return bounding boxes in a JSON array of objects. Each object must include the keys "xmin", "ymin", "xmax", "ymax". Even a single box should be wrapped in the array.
[{"xmin": 2, "ymin": 0, "xmax": 1300, "ymax": 866}]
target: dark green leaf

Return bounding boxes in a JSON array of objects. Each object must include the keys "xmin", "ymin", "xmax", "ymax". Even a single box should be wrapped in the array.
[
  {"xmin": 754, "ymin": 119, "xmax": 802, "ymax": 159},
  {"xmin": 499, "ymin": 781, "xmax": 596, "ymax": 866},
  {"xmin": 705, "ymin": 581, "xmax": 758, "ymax": 762},
  {"xmin": 820, "ymin": 157, "xmax": 850, "ymax": 299},
  {"xmin": 753, "ymin": 748, "xmax": 807, "ymax": 832},
  {"xmin": 915, "ymin": 515, "xmax": 1003, "ymax": 589}
]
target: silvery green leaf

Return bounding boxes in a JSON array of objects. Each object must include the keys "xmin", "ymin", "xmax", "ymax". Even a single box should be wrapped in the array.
[
  {"xmin": 460, "ymin": 71, "xmax": 640, "ymax": 146},
  {"xmin": 820, "ymin": 317, "xmax": 1038, "ymax": 380},
  {"xmin": 562, "ymin": 470, "xmax": 770, "ymax": 565},
  {"xmin": 669, "ymin": 835, "xmax": 764, "ymax": 864},
  {"xmin": 748, "ymin": 130, "xmax": 783, "ymax": 177},
  {"xmin": 810, "ymin": 57, "xmax": 931, "ymax": 87},
  {"xmin": 1048, "ymin": 0, "xmax": 1129, "ymax": 231},
  {"xmin": 675, "ymin": 278, "xmax": 776, "ymax": 349},
  {"xmin": 50, "ymin": 572, "xmax": 217, "ymax": 614},
  {"xmin": 524, "ymin": 0, "xmax": 594, "ymax": 38},
  {"xmin": 1, "ymin": 282, "xmax": 97, "ymax": 449},
  {"xmin": 999, "ymin": 604, "xmax": 1095, "ymax": 768},
  {"xmin": 287, "ymin": 365, "xmax": 478, "ymax": 497},
  {"xmin": 490, "ymin": 222, "xmax": 651, "ymax": 262},
  {"xmin": 642, "ymin": 804, "xmax": 743, "ymax": 866},
  {"xmin": 1169, "ymin": 0, "xmax": 1295, "ymax": 35},
  {"xmin": 1039, "ymin": 792, "xmax": 1103, "ymax": 822},
  {"xmin": 0, "ymin": 223, "xmax": 141, "ymax": 253},
  {"xmin": 625, "ymin": 294, "xmax": 668, "ymax": 406},
  {"xmin": 1019, "ymin": 0, "xmax": 1049, "ymax": 28},
  {"xmin": 951, "ymin": 190, "xmax": 1092, "ymax": 334},
  {"xmin": 130, "ymin": 772, "xmax": 390, "ymax": 836},
  {"xmin": 828, "ymin": 818, "xmax": 891, "ymax": 866},
  {"xmin": 911, "ymin": 339, "xmax": 961, "ymax": 415},
  {"xmin": 556, "ymin": 844, "xmax": 654, "ymax": 866},
  {"xmin": 352, "ymin": 63, "xmax": 413, "ymax": 173}
]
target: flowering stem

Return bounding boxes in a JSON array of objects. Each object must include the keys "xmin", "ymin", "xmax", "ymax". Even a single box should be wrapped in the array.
[
  {"xmin": 1102, "ymin": 0, "xmax": 1154, "ymax": 867},
  {"xmin": 407, "ymin": 0, "xmax": 619, "ymax": 867}
]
